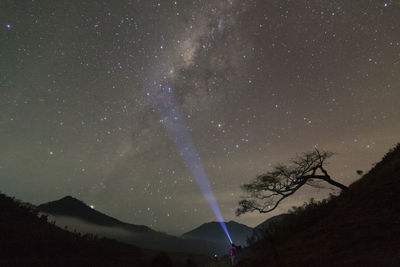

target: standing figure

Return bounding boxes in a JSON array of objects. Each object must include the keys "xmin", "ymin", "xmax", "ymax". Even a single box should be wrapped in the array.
[
  {"xmin": 229, "ymin": 243, "xmax": 237, "ymax": 266},
  {"xmin": 213, "ymin": 254, "xmax": 218, "ymax": 262}
]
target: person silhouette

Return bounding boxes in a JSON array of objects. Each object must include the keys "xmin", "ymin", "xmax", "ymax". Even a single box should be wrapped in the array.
[
  {"xmin": 229, "ymin": 243, "xmax": 237, "ymax": 266},
  {"xmin": 213, "ymin": 254, "xmax": 218, "ymax": 262}
]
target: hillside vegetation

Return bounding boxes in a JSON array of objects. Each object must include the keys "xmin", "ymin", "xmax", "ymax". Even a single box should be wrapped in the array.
[
  {"xmin": 0, "ymin": 193, "xmax": 147, "ymax": 266},
  {"xmin": 37, "ymin": 196, "xmax": 230, "ymax": 256},
  {"xmin": 38, "ymin": 195, "xmax": 151, "ymax": 232},
  {"xmin": 239, "ymin": 143, "xmax": 400, "ymax": 266}
]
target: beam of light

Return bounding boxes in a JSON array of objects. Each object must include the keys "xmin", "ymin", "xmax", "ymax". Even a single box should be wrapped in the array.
[{"xmin": 146, "ymin": 80, "xmax": 232, "ymax": 244}]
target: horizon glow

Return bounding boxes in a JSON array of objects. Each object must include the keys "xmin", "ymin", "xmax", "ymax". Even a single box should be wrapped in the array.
[{"xmin": 146, "ymin": 80, "xmax": 233, "ymax": 244}]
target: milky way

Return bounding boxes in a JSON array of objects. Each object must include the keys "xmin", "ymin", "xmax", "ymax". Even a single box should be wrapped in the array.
[{"xmin": 0, "ymin": 0, "xmax": 399, "ymax": 234}]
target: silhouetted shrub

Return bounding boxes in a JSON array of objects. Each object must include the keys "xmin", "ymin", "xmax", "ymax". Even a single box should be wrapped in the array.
[
  {"xmin": 0, "ymin": 192, "xmax": 146, "ymax": 266},
  {"xmin": 151, "ymin": 252, "xmax": 172, "ymax": 267},
  {"xmin": 184, "ymin": 256, "xmax": 197, "ymax": 267},
  {"xmin": 250, "ymin": 196, "xmax": 338, "ymax": 249}
]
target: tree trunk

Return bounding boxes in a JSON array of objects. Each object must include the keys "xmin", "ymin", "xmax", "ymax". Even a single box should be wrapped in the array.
[{"xmin": 324, "ymin": 177, "xmax": 348, "ymax": 191}]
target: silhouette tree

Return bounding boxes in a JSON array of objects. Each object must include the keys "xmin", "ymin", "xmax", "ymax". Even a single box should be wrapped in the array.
[
  {"xmin": 184, "ymin": 257, "xmax": 196, "ymax": 267},
  {"xmin": 236, "ymin": 149, "xmax": 348, "ymax": 215}
]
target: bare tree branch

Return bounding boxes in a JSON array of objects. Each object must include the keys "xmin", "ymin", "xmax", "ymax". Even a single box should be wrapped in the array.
[{"xmin": 236, "ymin": 149, "xmax": 348, "ymax": 216}]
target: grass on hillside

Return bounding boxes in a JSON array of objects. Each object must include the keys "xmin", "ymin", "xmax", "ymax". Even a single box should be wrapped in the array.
[
  {"xmin": 238, "ymin": 143, "xmax": 400, "ymax": 267},
  {"xmin": 0, "ymin": 192, "xmax": 148, "ymax": 266}
]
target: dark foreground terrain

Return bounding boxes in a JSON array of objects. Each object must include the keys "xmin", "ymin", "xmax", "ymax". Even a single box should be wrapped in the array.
[
  {"xmin": 1, "ymin": 144, "xmax": 399, "ymax": 266},
  {"xmin": 0, "ymin": 193, "xmax": 210, "ymax": 266},
  {"xmin": 37, "ymin": 196, "xmax": 250, "ymax": 256},
  {"xmin": 0, "ymin": 192, "xmax": 148, "ymax": 266},
  {"xmin": 237, "ymin": 144, "xmax": 400, "ymax": 267}
]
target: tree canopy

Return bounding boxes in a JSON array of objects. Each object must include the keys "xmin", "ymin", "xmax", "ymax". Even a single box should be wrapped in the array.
[{"xmin": 236, "ymin": 149, "xmax": 348, "ymax": 216}]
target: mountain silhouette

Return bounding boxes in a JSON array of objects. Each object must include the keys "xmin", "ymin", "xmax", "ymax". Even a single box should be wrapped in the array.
[
  {"xmin": 0, "ymin": 193, "xmax": 146, "ymax": 266},
  {"xmin": 38, "ymin": 196, "xmax": 150, "ymax": 233},
  {"xmin": 248, "ymin": 214, "xmax": 290, "ymax": 243},
  {"xmin": 37, "ymin": 196, "xmax": 236, "ymax": 255},
  {"xmin": 182, "ymin": 220, "xmax": 253, "ymax": 247},
  {"xmin": 253, "ymin": 214, "xmax": 288, "ymax": 232},
  {"xmin": 241, "ymin": 143, "xmax": 400, "ymax": 266}
]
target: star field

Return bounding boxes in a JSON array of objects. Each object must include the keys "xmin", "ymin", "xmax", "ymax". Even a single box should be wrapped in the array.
[{"xmin": 0, "ymin": 0, "xmax": 399, "ymax": 234}]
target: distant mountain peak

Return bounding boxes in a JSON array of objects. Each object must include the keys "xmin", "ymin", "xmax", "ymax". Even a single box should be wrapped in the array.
[
  {"xmin": 57, "ymin": 195, "xmax": 85, "ymax": 204},
  {"xmin": 37, "ymin": 196, "xmax": 151, "ymax": 232},
  {"xmin": 38, "ymin": 195, "xmax": 92, "ymax": 214},
  {"xmin": 199, "ymin": 220, "xmax": 242, "ymax": 225},
  {"xmin": 226, "ymin": 220, "xmax": 243, "ymax": 225},
  {"xmin": 182, "ymin": 220, "xmax": 253, "ymax": 247},
  {"xmin": 60, "ymin": 195, "xmax": 76, "ymax": 201}
]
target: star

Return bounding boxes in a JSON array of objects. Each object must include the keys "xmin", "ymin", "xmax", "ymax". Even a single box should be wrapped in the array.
[{"xmin": 0, "ymin": 0, "xmax": 398, "ymax": 236}]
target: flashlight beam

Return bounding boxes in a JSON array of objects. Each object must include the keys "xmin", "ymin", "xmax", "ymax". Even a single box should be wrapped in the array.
[{"xmin": 146, "ymin": 81, "xmax": 232, "ymax": 244}]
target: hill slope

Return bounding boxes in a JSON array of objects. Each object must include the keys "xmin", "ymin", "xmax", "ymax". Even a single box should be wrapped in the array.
[
  {"xmin": 38, "ymin": 196, "xmax": 151, "ymax": 233},
  {"xmin": 38, "ymin": 196, "xmax": 231, "ymax": 255},
  {"xmin": 182, "ymin": 220, "xmax": 252, "ymax": 247},
  {"xmin": 253, "ymin": 214, "xmax": 288, "ymax": 232},
  {"xmin": 242, "ymin": 144, "xmax": 400, "ymax": 266},
  {"xmin": 0, "ymin": 193, "xmax": 146, "ymax": 266},
  {"xmin": 249, "ymin": 214, "xmax": 289, "ymax": 243}
]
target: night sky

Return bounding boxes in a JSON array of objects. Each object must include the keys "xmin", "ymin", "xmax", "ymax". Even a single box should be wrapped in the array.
[{"xmin": 1, "ymin": 0, "xmax": 399, "ymax": 235}]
